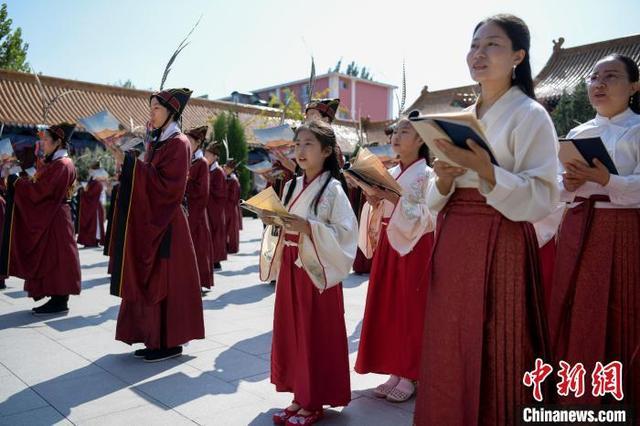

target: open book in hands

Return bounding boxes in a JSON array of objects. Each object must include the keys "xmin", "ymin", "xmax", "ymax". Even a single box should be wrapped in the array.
[
  {"xmin": 408, "ymin": 110, "xmax": 498, "ymax": 166},
  {"xmin": 240, "ymin": 186, "xmax": 296, "ymax": 226},
  {"xmin": 343, "ymin": 147, "xmax": 402, "ymax": 196},
  {"xmin": 558, "ymin": 136, "xmax": 618, "ymax": 175}
]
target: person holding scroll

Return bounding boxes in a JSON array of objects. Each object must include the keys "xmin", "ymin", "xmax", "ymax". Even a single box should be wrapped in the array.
[
  {"xmin": 353, "ymin": 118, "xmax": 435, "ymax": 403},
  {"xmin": 105, "ymin": 88, "xmax": 204, "ymax": 362},
  {"xmin": 259, "ymin": 120, "xmax": 357, "ymax": 425},
  {"xmin": 549, "ymin": 54, "xmax": 640, "ymax": 410},
  {"xmin": 0, "ymin": 123, "xmax": 81, "ymax": 314},
  {"xmin": 413, "ymin": 15, "xmax": 559, "ymax": 425}
]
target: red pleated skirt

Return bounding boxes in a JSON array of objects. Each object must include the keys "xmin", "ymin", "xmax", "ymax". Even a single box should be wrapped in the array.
[
  {"xmin": 549, "ymin": 203, "xmax": 639, "ymax": 410},
  {"xmin": 352, "ymin": 248, "xmax": 372, "ymax": 274},
  {"xmin": 271, "ymin": 234, "xmax": 351, "ymax": 410},
  {"xmin": 414, "ymin": 189, "xmax": 549, "ymax": 426},
  {"xmin": 355, "ymin": 222, "xmax": 433, "ymax": 380},
  {"xmin": 539, "ymin": 239, "xmax": 557, "ymax": 310}
]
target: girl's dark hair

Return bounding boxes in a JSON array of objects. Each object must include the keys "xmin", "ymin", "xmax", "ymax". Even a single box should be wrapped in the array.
[
  {"xmin": 474, "ymin": 14, "xmax": 536, "ymax": 99},
  {"xmin": 600, "ymin": 54, "xmax": 640, "ymax": 114},
  {"xmin": 282, "ymin": 120, "xmax": 347, "ymax": 214}
]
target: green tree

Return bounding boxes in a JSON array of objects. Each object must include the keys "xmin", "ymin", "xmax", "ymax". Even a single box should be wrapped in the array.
[
  {"xmin": 114, "ymin": 79, "xmax": 136, "ymax": 89},
  {"xmin": 72, "ymin": 146, "xmax": 115, "ymax": 182},
  {"xmin": 267, "ymin": 88, "xmax": 304, "ymax": 121},
  {"xmin": 551, "ymin": 81, "xmax": 595, "ymax": 137},
  {"xmin": 0, "ymin": 3, "xmax": 30, "ymax": 72},
  {"xmin": 226, "ymin": 114, "xmax": 250, "ymax": 199}
]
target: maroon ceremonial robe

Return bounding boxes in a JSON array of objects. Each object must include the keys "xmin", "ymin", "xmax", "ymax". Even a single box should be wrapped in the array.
[
  {"xmin": 0, "ymin": 154, "xmax": 81, "ymax": 299},
  {"xmin": 187, "ymin": 156, "xmax": 214, "ymax": 288},
  {"xmin": 207, "ymin": 164, "xmax": 227, "ymax": 263},
  {"xmin": 77, "ymin": 179, "xmax": 105, "ymax": 247},
  {"xmin": 111, "ymin": 132, "xmax": 204, "ymax": 349},
  {"xmin": 225, "ymin": 173, "xmax": 241, "ymax": 254}
]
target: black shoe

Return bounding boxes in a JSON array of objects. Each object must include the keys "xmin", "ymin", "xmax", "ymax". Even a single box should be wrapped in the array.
[
  {"xmin": 144, "ymin": 346, "xmax": 182, "ymax": 363},
  {"xmin": 213, "ymin": 262, "xmax": 222, "ymax": 270},
  {"xmin": 33, "ymin": 298, "xmax": 69, "ymax": 316},
  {"xmin": 269, "ymin": 280, "xmax": 276, "ymax": 286},
  {"xmin": 133, "ymin": 348, "xmax": 151, "ymax": 358},
  {"xmin": 0, "ymin": 280, "xmax": 6, "ymax": 290}
]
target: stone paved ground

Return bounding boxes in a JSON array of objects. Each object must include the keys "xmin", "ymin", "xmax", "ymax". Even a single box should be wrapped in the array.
[{"xmin": 0, "ymin": 218, "xmax": 414, "ymax": 425}]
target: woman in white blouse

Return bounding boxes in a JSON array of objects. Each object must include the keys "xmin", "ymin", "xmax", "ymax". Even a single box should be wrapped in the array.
[
  {"xmin": 549, "ymin": 54, "xmax": 640, "ymax": 410},
  {"xmin": 413, "ymin": 14, "xmax": 559, "ymax": 425}
]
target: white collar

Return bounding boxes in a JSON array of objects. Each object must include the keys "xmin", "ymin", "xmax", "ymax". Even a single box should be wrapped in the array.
[
  {"xmin": 209, "ymin": 160, "xmax": 219, "ymax": 171},
  {"xmin": 159, "ymin": 121, "xmax": 180, "ymax": 142},
  {"xmin": 52, "ymin": 149, "xmax": 68, "ymax": 161},
  {"xmin": 593, "ymin": 108, "xmax": 638, "ymax": 128},
  {"xmin": 193, "ymin": 149, "xmax": 204, "ymax": 161}
]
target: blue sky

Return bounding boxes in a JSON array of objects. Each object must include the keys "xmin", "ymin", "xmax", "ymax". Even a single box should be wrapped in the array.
[{"xmin": 5, "ymin": 0, "xmax": 639, "ymax": 108}]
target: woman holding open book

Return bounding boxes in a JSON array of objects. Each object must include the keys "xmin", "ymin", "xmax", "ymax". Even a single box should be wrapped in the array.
[
  {"xmin": 259, "ymin": 120, "xmax": 357, "ymax": 425},
  {"xmin": 413, "ymin": 15, "xmax": 559, "ymax": 425},
  {"xmin": 353, "ymin": 118, "xmax": 435, "ymax": 403},
  {"xmin": 549, "ymin": 54, "xmax": 640, "ymax": 409}
]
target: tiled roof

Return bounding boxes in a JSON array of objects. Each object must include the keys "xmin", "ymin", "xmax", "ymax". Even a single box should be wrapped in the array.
[
  {"xmin": 535, "ymin": 33, "xmax": 640, "ymax": 101},
  {"xmin": 0, "ymin": 69, "xmax": 368, "ymax": 153},
  {"xmin": 406, "ymin": 34, "xmax": 640, "ymax": 113}
]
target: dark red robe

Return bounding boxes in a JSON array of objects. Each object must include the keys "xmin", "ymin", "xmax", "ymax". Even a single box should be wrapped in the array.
[
  {"xmin": 103, "ymin": 182, "xmax": 119, "ymax": 257},
  {"xmin": 225, "ymin": 173, "xmax": 241, "ymax": 254},
  {"xmin": 110, "ymin": 134, "xmax": 204, "ymax": 349},
  {"xmin": 207, "ymin": 164, "xmax": 227, "ymax": 263},
  {"xmin": 77, "ymin": 179, "xmax": 105, "ymax": 247},
  {"xmin": 187, "ymin": 157, "xmax": 214, "ymax": 288},
  {"xmin": 0, "ymin": 155, "xmax": 81, "ymax": 299}
]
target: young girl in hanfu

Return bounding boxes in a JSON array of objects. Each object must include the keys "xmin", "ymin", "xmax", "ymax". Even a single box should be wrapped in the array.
[
  {"xmin": 353, "ymin": 118, "xmax": 436, "ymax": 402},
  {"xmin": 259, "ymin": 120, "xmax": 358, "ymax": 425},
  {"xmin": 549, "ymin": 54, "xmax": 640, "ymax": 411}
]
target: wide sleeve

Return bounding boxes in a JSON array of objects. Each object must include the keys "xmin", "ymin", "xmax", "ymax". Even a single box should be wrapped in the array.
[
  {"xmin": 387, "ymin": 169, "xmax": 436, "ymax": 255},
  {"xmin": 478, "ymin": 106, "xmax": 560, "ymax": 223},
  {"xmin": 298, "ymin": 182, "xmax": 358, "ymax": 292},
  {"xmin": 603, "ymin": 126, "xmax": 640, "ymax": 205},
  {"xmin": 426, "ymin": 177, "xmax": 457, "ymax": 213},
  {"xmin": 187, "ymin": 161, "xmax": 209, "ymax": 215},
  {"xmin": 357, "ymin": 201, "xmax": 375, "ymax": 259},
  {"xmin": 258, "ymin": 180, "xmax": 290, "ymax": 282},
  {"xmin": 109, "ymin": 137, "xmax": 189, "ymax": 302}
]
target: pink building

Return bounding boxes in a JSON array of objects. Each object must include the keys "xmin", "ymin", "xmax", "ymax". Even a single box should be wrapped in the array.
[{"xmin": 250, "ymin": 72, "xmax": 396, "ymax": 122}]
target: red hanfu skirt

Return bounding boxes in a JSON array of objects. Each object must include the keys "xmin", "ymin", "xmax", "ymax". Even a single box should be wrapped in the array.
[
  {"xmin": 414, "ymin": 189, "xmax": 549, "ymax": 426},
  {"xmin": 549, "ymin": 199, "xmax": 639, "ymax": 409},
  {"xmin": 538, "ymin": 239, "xmax": 557, "ymax": 310},
  {"xmin": 355, "ymin": 222, "xmax": 433, "ymax": 380},
  {"xmin": 271, "ymin": 234, "xmax": 351, "ymax": 410},
  {"xmin": 352, "ymin": 248, "xmax": 372, "ymax": 274}
]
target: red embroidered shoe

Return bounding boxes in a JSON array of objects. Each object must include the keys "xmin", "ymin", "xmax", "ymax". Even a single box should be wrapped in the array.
[
  {"xmin": 285, "ymin": 409, "xmax": 323, "ymax": 425},
  {"xmin": 272, "ymin": 407, "xmax": 298, "ymax": 425}
]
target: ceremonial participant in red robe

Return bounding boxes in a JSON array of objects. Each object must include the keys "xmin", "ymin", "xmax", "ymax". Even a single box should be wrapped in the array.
[
  {"xmin": 76, "ymin": 163, "xmax": 106, "ymax": 247},
  {"xmin": 0, "ymin": 190, "xmax": 6, "ymax": 290},
  {"xmin": 413, "ymin": 15, "xmax": 559, "ymax": 425},
  {"xmin": 260, "ymin": 121, "xmax": 357, "ymax": 425},
  {"xmin": 549, "ymin": 54, "xmax": 640, "ymax": 410},
  {"xmin": 204, "ymin": 144, "xmax": 227, "ymax": 269},
  {"xmin": 185, "ymin": 126, "xmax": 213, "ymax": 290},
  {"xmin": 223, "ymin": 160, "xmax": 241, "ymax": 254},
  {"xmin": 354, "ymin": 119, "xmax": 436, "ymax": 403},
  {"xmin": 103, "ymin": 177, "xmax": 119, "ymax": 258},
  {"xmin": 0, "ymin": 123, "xmax": 81, "ymax": 314},
  {"xmin": 106, "ymin": 88, "xmax": 204, "ymax": 362}
]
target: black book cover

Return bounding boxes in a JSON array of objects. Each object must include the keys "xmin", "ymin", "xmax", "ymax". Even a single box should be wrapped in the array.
[{"xmin": 433, "ymin": 119, "xmax": 498, "ymax": 165}]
